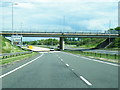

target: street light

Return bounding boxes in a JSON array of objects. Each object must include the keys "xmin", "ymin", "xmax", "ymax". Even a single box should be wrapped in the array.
[
  {"xmin": 108, "ymin": 20, "xmax": 111, "ymax": 46},
  {"xmin": 11, "ymin": 2, "xmax": 18, "ymax": 53},
  {"xmin": 12, "ymin": 2, "xmax": 18, "ymax": 35}
]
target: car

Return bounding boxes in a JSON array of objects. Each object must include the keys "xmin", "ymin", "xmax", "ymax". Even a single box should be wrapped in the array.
[{"xmin": 50, "ymin": 48, "xmax": 54, "ymax": 51}]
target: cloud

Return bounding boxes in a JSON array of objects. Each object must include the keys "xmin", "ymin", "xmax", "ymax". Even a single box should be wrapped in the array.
[
  {"xmin": 14, "ymin": 2, "xmax": 35, "ymax": 9},
  {"xmin": 0, "ymin": 0, "xmax": 118, "ymax": 32},
  {"xmin": 21, "ymin": 0, "xmax": 119, "ymax": 3}
]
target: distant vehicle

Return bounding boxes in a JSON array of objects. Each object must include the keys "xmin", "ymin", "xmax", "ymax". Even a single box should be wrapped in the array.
[{"xmin": 50, "ymin": 48, "xmax": 54, "ymax": 51}]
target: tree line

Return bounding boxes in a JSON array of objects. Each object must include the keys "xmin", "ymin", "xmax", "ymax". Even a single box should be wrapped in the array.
[{"xmin": 23, "ymin": 39, "xmax": 59, "ymax": 46}]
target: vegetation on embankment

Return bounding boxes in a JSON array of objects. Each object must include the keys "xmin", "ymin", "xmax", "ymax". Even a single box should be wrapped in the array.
[
  {"xmin": 64, "ymin": 37, "xmax": 119, "ymax": 50},
  {"xmin": 64, "ymin": 38, "xmax": 106, "ymax": 48},
  {"xmin": 107, "ymin": 37, "xmax": 120, "ymax": 49},
  {"xmin": 0, "ymin": 36, "xmax": 39, "ymax": 65},
  {"xmin": 73, "ymin": 38, "xmax": 105, "ymax": 48},
  {"xmin": 0, "ymin": 36, "xmax": 24, "ymax": 54},
  {"xmin": 65, "ymin": 27, "xmax": 120, "ymax": 49}
]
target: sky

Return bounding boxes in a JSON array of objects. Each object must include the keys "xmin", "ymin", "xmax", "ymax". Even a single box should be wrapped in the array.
[{"xmin": 0, "ymin": 0, "xmax": 119, "ymax": 33}]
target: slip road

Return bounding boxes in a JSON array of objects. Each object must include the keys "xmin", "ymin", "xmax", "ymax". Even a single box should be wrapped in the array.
[{"xmin": 1, "ymin": 51, "xmax": 118, "ymax": 88}]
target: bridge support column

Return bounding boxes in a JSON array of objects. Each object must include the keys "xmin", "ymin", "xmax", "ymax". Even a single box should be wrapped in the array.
[{"xmin": 59, "ymin": 37, "xmax": 64, "ymax": 50}]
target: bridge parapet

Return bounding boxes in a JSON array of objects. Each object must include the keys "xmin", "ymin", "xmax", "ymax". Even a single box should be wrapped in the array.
[
  {"xmin": 0, "ymin": 30, "xmax": 119, "ymax": 34},
  {"xmin": 0, "ymin": 31, "xmax": 119, "ymax": 38}
]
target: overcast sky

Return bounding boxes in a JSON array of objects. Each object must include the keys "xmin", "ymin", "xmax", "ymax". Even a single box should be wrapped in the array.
[{"xmin": 0, "ymin": 0, "xmax": 119, "ymax": 32}]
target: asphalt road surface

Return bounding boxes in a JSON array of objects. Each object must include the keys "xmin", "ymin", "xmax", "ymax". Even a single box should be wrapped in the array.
[
  {"xmin": 1, "ymin": 51, "xmax": 119, "ymax": 88},
  {"xmin": 43, "ymin": 45, "xmax": 118, "ymax": 55}
]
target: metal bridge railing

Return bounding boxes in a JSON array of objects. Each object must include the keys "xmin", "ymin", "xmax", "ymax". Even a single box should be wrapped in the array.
[{"xmin": 0, "ymin": 30, "xmax": 119, "ymax": 34}]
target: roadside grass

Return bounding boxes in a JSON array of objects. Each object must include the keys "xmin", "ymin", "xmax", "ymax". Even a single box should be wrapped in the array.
[
  {"xmin": 0, "ymin": 52, "xmax": 38, "ymax": 65},
  {"xmin": 63, "ymin": 50, "xmax": 119, "ymax": 63},
  {"xmin": 0, "ymin": 36, "xmax": 24, "ymax": 54},
  {"xmin": 64, "ymin": 45, "xmax": 119, "ymax": 51}
]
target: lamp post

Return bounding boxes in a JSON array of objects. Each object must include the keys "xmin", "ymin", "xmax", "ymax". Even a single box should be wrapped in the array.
[
  {"xmin": 118, "ymin": 1, "xmax": 120, "ymax": 27},
  {"xmin": 11, "ymin": 2, "xmax": 18, "ymax": 53},
  {"xmin": 108, "ymin": 20, "xmax": 111, "ymax": 46}
]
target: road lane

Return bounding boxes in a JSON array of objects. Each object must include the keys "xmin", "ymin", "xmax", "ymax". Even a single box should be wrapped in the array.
[
  {"xmin": 2, "ymin": 52, "xmax": 88, "ymax": 88},
  {"xmin": 0, "ymin": 54, "xmax": 44, "ymax": 79},
  {"xmin": 55, "ymin": 52, "xmax": 118, "ymax": 88},
  {"xmin": 46, "ymin": 45, "xmax": 118, "ymax": 55}
]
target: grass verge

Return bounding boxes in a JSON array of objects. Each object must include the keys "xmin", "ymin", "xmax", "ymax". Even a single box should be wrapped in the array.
[
  {"xmin": 0, "ymin": 52, "xmax": 38, "ymax": 65},
  {"xmin": 63, "ymin": 50, "xmax": 119, "ymax": 63}
]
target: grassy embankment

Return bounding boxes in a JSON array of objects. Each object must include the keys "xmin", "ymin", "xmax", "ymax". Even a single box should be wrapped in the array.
[
  {"xmin": 66, "ymin": 37, "xmax": 120, "ymax": 50},
  {"xmin": 0, "ymin": 36, "xmax": 38, "ymax": 65},
  {"xmin": 0, "ymin": 36, "xmax": 24, "ymax": 54}
]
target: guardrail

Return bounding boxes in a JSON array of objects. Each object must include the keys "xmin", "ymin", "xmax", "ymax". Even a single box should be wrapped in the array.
[
  {"xmin": 65, "ymin": 50, "xmax": 119, "ymax": 60},
  {"xmin": 0, "ymin": 51, "xmax": 32, "ymax": 59},
  {"xmin": 81, "ymin": 51, "xmax": 119, "ymax": 60}
]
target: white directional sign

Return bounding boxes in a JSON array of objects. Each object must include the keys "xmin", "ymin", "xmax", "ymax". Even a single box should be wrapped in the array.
[{"xmin": 11, "ymin": 35, "xmax": 23, "ymax": 46}]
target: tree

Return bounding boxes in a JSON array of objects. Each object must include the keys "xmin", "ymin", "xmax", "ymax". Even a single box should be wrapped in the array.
[
  {"xmin": 115, "ymin": 27, "xmax": 120, "ymax": 35},
  {"xmin": 115, "ymin": 27, "xmax": 120, "ymax": 31},
  {"xmin": 109, "ymin": 28, "xmax": 114, "ymax": 30}
]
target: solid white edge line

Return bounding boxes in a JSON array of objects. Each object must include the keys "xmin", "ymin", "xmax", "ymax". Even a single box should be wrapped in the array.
[
  {"xmin": 61, "ymin": 52, "xmax": 119, "ymax": 67},
  {"xmin": 0, "ymin": 53, "xmax": 44, "ymax": 79},
  {"xmin": 80, "ymin": 76, "xmax": 92, "ymax": 86},
  {"xmin": 81, "ymin": 56, "xmax": 119, "ymax": 67}
]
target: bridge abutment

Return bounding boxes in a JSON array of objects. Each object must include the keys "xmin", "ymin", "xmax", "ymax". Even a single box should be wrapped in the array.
[{"xmin": 59, "ymin": 37, "xmax": 64, "ymax": 50}]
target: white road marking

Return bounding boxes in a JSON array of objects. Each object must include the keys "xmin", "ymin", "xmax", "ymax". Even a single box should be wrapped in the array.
[
  {"xmin": 66, "ymin": 64, "xmax": 69, "ymax": 67},
  {"xmin": 81, "ymin": 56, "xmax": 119, "ymax": 67},
  {"xmin": 80, "ymin": 76, "xmax": 92, "ymax": 86},
  {"xmin": 0, "ymin": 53, "xmax": 44, "ymax": 79},
  {"xmin": 72, "ymin": 69, "xmax": 74, "ymax": 71},
  {"xmin": 56, "ymin": 54, "xmax": 93, "ymax": 86},
  {"xmin": 61, "ymin": 59, "xmax": 63, "ymax": 62},
  {"xmin": 56, "ymin": 55, "xmax": 63, "ymax": 62},
  {"xmin": 61, "ymin": 52, "xmax": 119, "ymax": 67}
]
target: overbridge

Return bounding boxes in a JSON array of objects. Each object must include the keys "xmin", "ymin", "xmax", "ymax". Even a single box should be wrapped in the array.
[{"xmin": 1, "ymin": 31, "xmax": 119, "ymax": 50}]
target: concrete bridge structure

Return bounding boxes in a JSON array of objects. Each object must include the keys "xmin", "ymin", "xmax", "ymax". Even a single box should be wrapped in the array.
[{"xmin": 1, "ymin": 31, "xmax": 119, "ymax": 50}]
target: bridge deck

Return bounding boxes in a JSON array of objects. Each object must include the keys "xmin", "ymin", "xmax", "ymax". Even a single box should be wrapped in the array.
[{"xmin": 1, "ymin": 31, "xmax": 119, "ymax": 38}]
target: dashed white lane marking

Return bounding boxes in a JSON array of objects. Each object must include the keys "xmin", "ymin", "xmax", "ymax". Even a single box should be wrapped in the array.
[
  {"xmin": 0, "ymin": 53, "xmax": 44, "ymax": 79},
  {"xmin": 72, "ymin": 69, "xmax": 74, "ymax": 71},
  {"xmin": 61, "ymin": 59, "xmax": 63, "ymax": 62},
  {"xmin": 61, "ymin": 52, "xmax": 119, "ymax": 67},
  {"xmin": 56, "ymin": 54, "xmax": 93, "ymax": 86},
  {"xmin": 56, "ymin": 55, "xmax": 63, "ymax": 62},
  {"xmin": 80, "ymin": 76, "xmax": 92, "ymax": 86},
  {"xmin": 66, "ymin": 64, "xmax": 69, "ymax": 67}
]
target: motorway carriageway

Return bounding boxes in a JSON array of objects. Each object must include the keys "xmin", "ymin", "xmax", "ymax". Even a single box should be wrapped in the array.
[{"xmin": 1, "ymin": 51, "xmax": 119, "ymax": 88}]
